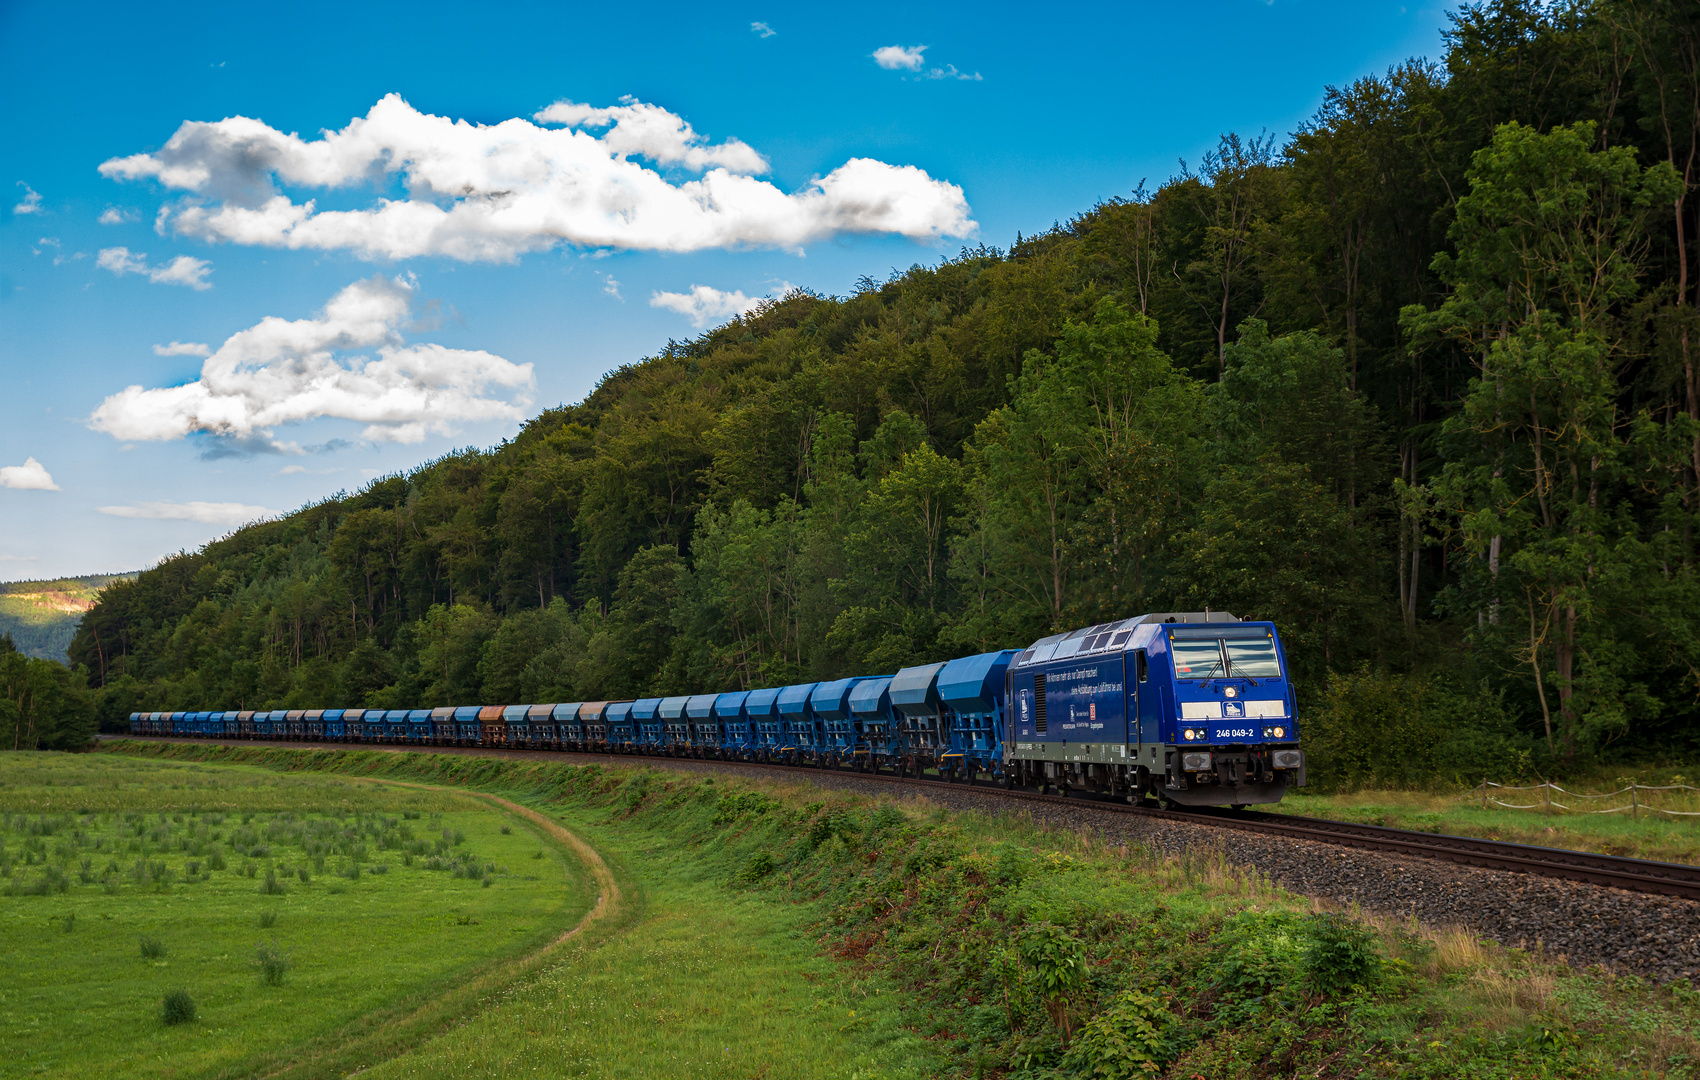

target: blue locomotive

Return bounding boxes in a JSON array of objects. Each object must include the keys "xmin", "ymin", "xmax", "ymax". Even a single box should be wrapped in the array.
[{"xmin": 130, "ymin": 610, "xmax": 1304, "ymax": 808}]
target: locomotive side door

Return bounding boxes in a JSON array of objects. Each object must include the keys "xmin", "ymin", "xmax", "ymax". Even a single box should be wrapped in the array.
[
  {"xmin": 1132, "ymin": 649, "xmax": 1159, "ymax": 744},
  {"xmin": 1123, "ymin": 652, "xmax": 1136, "ymax": 755}
]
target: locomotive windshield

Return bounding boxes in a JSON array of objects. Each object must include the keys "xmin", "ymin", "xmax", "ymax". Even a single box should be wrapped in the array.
[
  {"xmin": 1224, "ymin": 636, "xmax": 1281, "ymax": 678},
  {"xmin": 1170, "ymin": 628, "xmax": 1283, "ymax": 680},
  {"xmin": 1171, "ymin": 638, "xmax": 1225, "ymax": 679}
]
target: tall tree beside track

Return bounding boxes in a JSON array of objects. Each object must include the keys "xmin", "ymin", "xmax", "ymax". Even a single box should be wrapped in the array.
[{"xmin": 0, "ymin": 635, "xmax": 94, "ymax": 750}]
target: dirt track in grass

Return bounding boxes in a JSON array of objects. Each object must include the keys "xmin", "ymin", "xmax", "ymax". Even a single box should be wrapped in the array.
[{"xmin": 253, "ymin": 778, "xmax": 623, "ymax": 1080}]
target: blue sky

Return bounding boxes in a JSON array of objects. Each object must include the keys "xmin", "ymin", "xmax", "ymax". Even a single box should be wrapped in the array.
[{"xmin": 0, "ymin": 0, "xmax": 1453, "ymax": 580}]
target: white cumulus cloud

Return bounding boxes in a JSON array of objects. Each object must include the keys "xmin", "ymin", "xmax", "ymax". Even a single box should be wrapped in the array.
[
  {"xmin": 871, "ymin": 44, "xmax": 980, "ymax": 80},
  {"xmin": 751, "ymin": 21, "xmax": 776, "ymax": 37},
  {"xmin": 534, "ymin": 97, "xmax": 769, "ymax": 174},
  {"xmin": 873, "ymin": 45, "xmax": 927, "ymax": 71},
  {"xmin": 99, "ymin": 206, "xmax": 139, "ymax": 224},
  {"xmin": 96, "ymin": 501, "xmax": 276, "ymax": 525},
  {"xmin": 0, "ymin": 458, "xmax": 60, "ymax": 491},
  {"xmin": 153, "ymin": 340, "xmax": 212, "ymax": 357},
  {"xmin": 14, "ymin": 182, "xmax": 42, "ymax": 215},
  {"xmin": 99, "ymin": 94, "xmax": 974, "ymax": 261},
  {"xmin": 97, "ymin": 246, "xmax": 213, "ymax": 290},
  {"xmin": 88, "ymin": 275, "xmax": 535, "ymax": 448},
  {"xmin": 650, "ymin": 282, "xmax": 794, "ymax": 328}
]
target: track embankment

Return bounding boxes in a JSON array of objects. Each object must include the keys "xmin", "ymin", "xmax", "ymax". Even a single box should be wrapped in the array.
[{"xmin": 105, "ymin": 737, "xmax": 1700, "ymax": 983}]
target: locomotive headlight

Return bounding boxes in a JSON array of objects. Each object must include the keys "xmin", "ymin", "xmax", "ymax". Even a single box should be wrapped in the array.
[
  {"xmin": 1181, "ymin": 728, "xmax": 1194, "ymax": 741},
  {"xmin": 1272, "ymin": 726, "xmax": 1286, "ymax": 739}
]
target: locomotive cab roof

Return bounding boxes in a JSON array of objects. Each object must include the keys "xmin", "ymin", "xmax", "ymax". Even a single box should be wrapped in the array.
[{"xmin": 1012, "ymin": 611, "xmax": 1243, "ymax": 668}]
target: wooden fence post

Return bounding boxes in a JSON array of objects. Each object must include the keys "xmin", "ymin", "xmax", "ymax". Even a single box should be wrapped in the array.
[
  {"xmin": 1482, "ymin": 780, "xmax": 1488, "ymax": 810},
  {"xmin": 1544, "ymin": 781, "xmax": 1552, "ymax": 815},
  {"xmin": 1632, "ymin": 785, "xmax": 1638, "ymax": 821}
]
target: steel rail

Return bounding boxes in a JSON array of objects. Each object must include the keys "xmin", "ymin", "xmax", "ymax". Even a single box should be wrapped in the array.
[{"xmin": 108, "ymin": 736, "xmax": 1700, "ymax": 902}]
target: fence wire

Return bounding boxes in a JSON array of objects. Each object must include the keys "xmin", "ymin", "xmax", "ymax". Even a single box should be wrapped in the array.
[{"xmin": 1471, "ymin": 780, "xmax": 1700, "ymax": 817}]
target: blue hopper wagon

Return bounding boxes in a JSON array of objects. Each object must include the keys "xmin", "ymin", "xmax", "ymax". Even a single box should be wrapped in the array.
[
  {"xmin": 555, "ymin": 702, "xmax": 587, "ymax": 750},
  {"xmin": 776, "ymin": 683, "xmax": 820, "ymax": 763},
  {"xmin": 605, "ymin": 701, "xmax": 636, "ymax": 751},
  {"xmin": 889, "ymin": 663, "xmax": 948, "ymax": 775},
  {"xmin": 659, "ymin": 696, "xmax": 691, "ymax": 753},
  {"xmin": 685, "ymin": 694, "xmax": 720, "ymax": 755},
  {"xmin": 848, "ymin": 676, "xmax": 901, "ymax": 766},
  {"xmin": 715, "ymin": 692, "xmax": 753, "ymax": 758},
  {"xmin": 938, "ymin": 649, "xmax": 1019, "ymax": 781},
  {"xmin": 811, "ymin": 677, "xmax": 866, "ymax": 765}
]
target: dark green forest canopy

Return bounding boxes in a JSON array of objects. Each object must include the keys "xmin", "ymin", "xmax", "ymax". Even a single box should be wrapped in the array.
[{"xmin": 65, "ymin": 0, "xmax": 1700, "ymax": 777}]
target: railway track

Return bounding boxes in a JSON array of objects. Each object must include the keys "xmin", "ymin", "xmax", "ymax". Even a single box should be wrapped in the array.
[{"xmin": 107, "ymin": 736, "xmax": 1700, "ymax": 903}]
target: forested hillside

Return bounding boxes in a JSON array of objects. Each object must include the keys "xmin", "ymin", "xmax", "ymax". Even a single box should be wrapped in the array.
[
  {"xmin": 0, "ymin": 575, "xmax": 133, "ymax": 662},
  {"xmin": 69, "ymin": 1, "xmax": 1700, "ymax": 781}
]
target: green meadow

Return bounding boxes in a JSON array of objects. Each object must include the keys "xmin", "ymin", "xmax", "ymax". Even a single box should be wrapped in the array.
[
  {"xmin": 365, "ymin": 799, "xmax": 939, "ymax": 1080},
  {"xmin": 0, "ymin": 754, "xmax": 592, "ymax": 1079}
]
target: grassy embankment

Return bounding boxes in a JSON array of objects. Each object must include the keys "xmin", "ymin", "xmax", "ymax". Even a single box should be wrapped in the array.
[
  {"xmin": 98, "ymin": 741, "xmax": 1700, "ymax": 1080},
  {"xmin": 0, "ymin": 575, "xmax": 131, "ymax": 661},
  {"xmin": 1277, "ymin": 771, "xmax": 1700, "ymax": 865}
]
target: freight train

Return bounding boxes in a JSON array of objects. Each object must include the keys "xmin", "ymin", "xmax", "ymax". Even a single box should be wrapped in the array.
[{"xmin": 129, "ymin": 611, "xmax": 1305, "ymax": 808}]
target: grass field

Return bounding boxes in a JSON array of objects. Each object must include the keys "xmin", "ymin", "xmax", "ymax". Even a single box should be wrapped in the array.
[
  {"xmin": 25, "ymin": 742, "xmax": 1700, "ymax": 1079},
  {"xmin": 95, "ymin": 742, "xmax": 1700, "ymax": 1079},
  {"xmin": 0, "ymin": 753, "xmax": 594, "ymax": 1079},
  {"xmin": 1277, "ymin": 781, "xmax": 1700, "ymax": 864},
  {"xmin": 367, "ymin": 801, "xmax": 939, "ymax": 1080}
]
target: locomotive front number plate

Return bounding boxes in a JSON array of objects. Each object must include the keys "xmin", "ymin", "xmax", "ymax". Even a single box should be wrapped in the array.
[{"xmin": 1211, "ymin": 725, "xmax": 1258, "ymax": 741}]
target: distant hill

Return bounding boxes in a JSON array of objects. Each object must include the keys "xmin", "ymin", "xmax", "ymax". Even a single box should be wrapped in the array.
[{"xmin": 0, "ymin": 575, "xmax": 136, "ymax": 663}]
